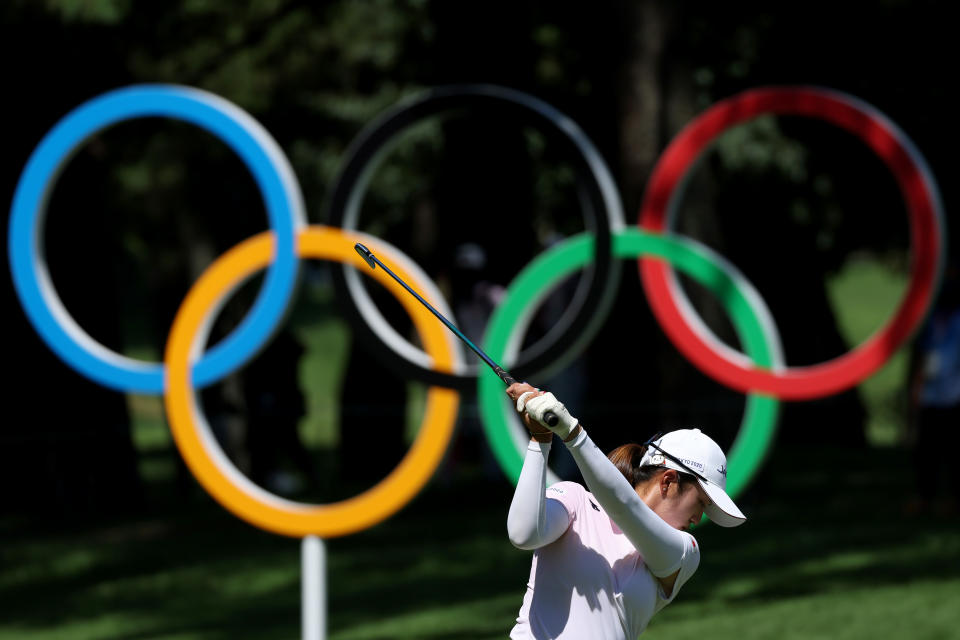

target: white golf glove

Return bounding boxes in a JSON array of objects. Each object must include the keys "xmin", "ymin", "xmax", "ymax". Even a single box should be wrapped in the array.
[{"xmin": 517, "ymin": 391, "xmax": 579, "ymax": 440}]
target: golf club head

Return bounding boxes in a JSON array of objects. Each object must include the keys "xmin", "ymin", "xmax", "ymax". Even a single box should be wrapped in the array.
[{"xmin": 354, "ymin": 243, "xmax": 377, "ymax": 269}]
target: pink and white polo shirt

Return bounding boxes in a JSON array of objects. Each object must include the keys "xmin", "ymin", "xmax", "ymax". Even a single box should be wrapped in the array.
[{"xmin": 510, "ymin": 481, "xmax": 700, "ymax": 639}]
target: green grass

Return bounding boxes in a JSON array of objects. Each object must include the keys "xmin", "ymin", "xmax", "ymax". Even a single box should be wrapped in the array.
[
  {"xmin": 2, "ymin": 445, "xmax": 958, "ymax": 639},
  {"xmin": 647, "ymin": 580, "xmax": 960, "ymax": 640}
]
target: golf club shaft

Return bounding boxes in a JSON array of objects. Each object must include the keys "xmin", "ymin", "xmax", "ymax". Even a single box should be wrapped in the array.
[{"xmin": 354, "ymin": 243, "xmax": 558, "ymax": 427}]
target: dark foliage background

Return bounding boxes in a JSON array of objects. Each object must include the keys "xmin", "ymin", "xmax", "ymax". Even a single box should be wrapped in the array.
[{"xmin": 1, "ymin": 3, "xmax": 956, "ymax": 636}]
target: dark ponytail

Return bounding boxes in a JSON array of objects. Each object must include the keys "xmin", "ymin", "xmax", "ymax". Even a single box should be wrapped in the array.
[{"xmin": 608, "ymin": 442, "xmax": 695, "ymax": 491}]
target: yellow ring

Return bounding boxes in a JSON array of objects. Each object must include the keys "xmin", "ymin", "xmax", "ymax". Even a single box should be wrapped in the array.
[{"xmin": 163, "ymin": 226, "xmax": 459, "ymax": 538}]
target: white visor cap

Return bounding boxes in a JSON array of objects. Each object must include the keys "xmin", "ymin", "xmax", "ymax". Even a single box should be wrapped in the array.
[{"xmin": 640, "ymin": 428, "xmax": 746, "ymax": 528}]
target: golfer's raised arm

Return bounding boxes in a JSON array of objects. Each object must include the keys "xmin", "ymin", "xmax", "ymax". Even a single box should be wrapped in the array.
[
  {"xmin": 564, "ymin": 428, "xmax": 689, "ymax": 576},
  {"xmin": 506, "ymin": 439, "xmax": 571, "ymax": 550},
  {"xmin": 521, "ymin": 392, "xmax": 689, "ymax": 578}
]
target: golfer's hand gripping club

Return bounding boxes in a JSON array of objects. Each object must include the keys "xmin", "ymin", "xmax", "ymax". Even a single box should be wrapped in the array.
[
  {"xmin": 517, "ymin": 391, "xmax": 579, "ymax": 440},
  {"xmin": 354, "ymin": 243, "xmax": 557, "ymax": 427}
]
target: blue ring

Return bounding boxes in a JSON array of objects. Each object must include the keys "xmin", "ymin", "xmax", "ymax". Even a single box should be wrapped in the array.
[{"xmin": 8, "ymin": 85, "xmax": 304, "ymax": 393}]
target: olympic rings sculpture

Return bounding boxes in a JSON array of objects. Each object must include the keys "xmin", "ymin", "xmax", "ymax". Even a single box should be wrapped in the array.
[
  {"xmin": 8, "ymin": 84, "xmax": 945, "ymax": 538},
  {"xmin": 638, "ymin": 88, "xmax": 945, "ymax": 400},
  {"xmin": 478, "ymin": 230, "xmax": 783, "ymax": 498},
  {"xmin": 324, "ymin": 85, "xmax": 625, "ymax": 389},
  {"xmin": 9, "ymin": 86, "xmax": 306, "ymax": 393}
]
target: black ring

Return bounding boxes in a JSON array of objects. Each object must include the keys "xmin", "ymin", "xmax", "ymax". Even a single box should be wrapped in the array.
[{"xmin": 324, "ymin": 84, "xmax": 623, "ymax": 390}]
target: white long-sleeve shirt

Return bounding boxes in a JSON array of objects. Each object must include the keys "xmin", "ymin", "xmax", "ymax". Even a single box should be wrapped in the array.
[{"xmin": 508, "ymin": 431, "xmax": 700, "ymax": 639}]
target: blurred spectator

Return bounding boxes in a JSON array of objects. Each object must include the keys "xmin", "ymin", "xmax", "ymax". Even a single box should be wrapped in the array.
[
  {"xmin": 338, "ymin": 293, "xmax": 408, "ymax": 488},
  {"xmin": 532, "ymin": 231, "xmax": 588, "ymax": 481},
  {"xmin": 906, "ymin": 261, "xmax": 960, "ymax": 516},
  {"xmin": 444, "ymin": 242, "xmax": 506, "ymax": 481},
  {"xmin": 242, "ymin": 329, "xmax": 316, "ymax": 496},
  {"xmin": 447, "ymin": 236, "xmax": 588, "ymax": 483}
]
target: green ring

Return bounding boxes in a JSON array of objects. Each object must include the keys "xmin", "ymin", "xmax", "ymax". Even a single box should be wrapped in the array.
[{"xmin": 479, "ymin": 229, "xmax": 780, "ymax": 502}]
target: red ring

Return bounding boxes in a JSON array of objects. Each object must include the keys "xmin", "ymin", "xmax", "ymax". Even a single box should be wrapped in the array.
[{"xmin": 639, "ymin": 87, "xmax": 944, "ymax": 400}]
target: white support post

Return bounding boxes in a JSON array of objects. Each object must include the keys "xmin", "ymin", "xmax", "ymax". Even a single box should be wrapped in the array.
[{"xmin": 302, "ymin": 535, "xmax": 326, "ymax": 640}]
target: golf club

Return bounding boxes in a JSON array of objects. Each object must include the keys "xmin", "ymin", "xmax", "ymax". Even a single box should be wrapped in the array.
[{"xmin": 354, "ymin": 242, "xmax": 558, "ymax": 427}]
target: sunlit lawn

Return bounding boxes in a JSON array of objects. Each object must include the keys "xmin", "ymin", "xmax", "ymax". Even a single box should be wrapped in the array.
[{"xmin": 2, "ymin": 442, "xmax": 958, "ymax": 639}]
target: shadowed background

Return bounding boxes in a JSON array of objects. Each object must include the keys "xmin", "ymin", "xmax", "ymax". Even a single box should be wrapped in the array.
[{"xmin": 2, "ymin": 1, "xmax": 958, "ymax": 638}]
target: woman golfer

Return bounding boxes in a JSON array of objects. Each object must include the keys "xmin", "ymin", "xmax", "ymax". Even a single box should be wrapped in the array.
[{"xmin": 505, "ymin": 382, "xmax": 745, "ymax": 639}]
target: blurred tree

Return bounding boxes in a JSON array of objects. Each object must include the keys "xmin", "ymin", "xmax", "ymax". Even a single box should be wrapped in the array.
[
  {"xmin": 2, "ymin": 0, "xmax": 441, "ymax": 510},
  {"xmin": 2, "ymin": 0, "xmax": 952, "ymax": 517},
  {"xmin": 573, "ymin": 0, "xmax": 956, "ymax": 450}
]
